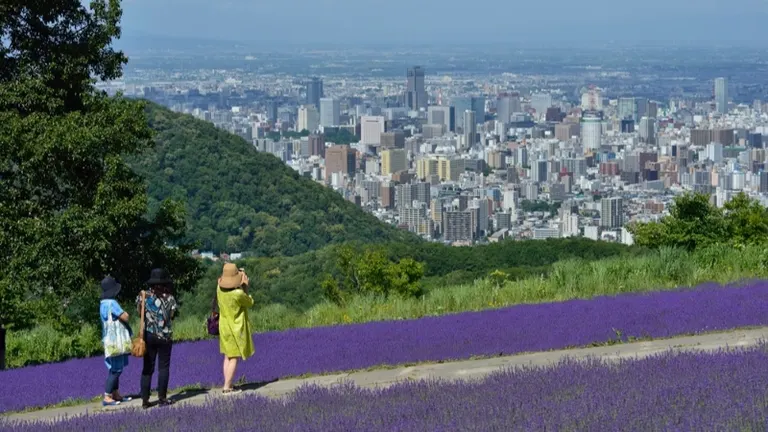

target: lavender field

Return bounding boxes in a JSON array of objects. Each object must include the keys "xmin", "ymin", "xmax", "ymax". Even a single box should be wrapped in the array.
[
  {"xmin": 1, "ymin": 280, "xmax": 767, "ymax": 414},
  {"xmin": 5, "ymin": 344, "xmax": 768, "ymax": 431}
]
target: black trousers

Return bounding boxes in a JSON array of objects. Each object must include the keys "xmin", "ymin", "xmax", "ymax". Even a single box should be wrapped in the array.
[{"xmin": 140, "ymin": 333, "xmax": 173, "ymax": 402}]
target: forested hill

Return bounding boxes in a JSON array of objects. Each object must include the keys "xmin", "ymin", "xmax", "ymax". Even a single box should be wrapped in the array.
[{"xmin": 130, "ymin": 103, "xmax": 415, "ymax": 256}]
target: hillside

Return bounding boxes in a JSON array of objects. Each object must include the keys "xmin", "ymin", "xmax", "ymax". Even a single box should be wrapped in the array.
[{"xmin": 131, "ymin": 104, "xmax": 415, "ymax": 256}]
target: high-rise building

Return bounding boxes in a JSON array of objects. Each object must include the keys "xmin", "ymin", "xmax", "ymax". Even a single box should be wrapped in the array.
[
  {"xmin": 635, "ymin": 97, "xmax": 649, "ymax": 120},
  {"xmin": 381, "ymin": 149, "xmax": 407, "ymax": 175},
  {"xmin": 453, "ymin": 96, "xmax": 484, "ymax": 132},
  {"xmin": 444, "ymin": 211, "xmax": 474, "ymax": 242},
  {"xmin": 638, "ymin": 117, "xmax": 656, "ymax": 144},
  {"xmin": 715, "ymin": 77, "xmax": 728, "ymax": 114},
  {"xmin": 707, "ymin": 143, "xmax": 724, "ymax": 163},
  {"xmin": 502, "ymin": 188, "xmax": 519, "ymax": 212},
  {"xmin": 531, "ymin": 159, "xmax": 548, "ymax": 183},
  {"xmin": 618, "ymin": 97, "xmax": 636, "ymax": 121},
  {"xmin": 360, "ymin": 116, "xmax": 386, "ymax": 146},
  {"xmin": 298, "ymin": 105, "xmax": 319, "ymax": 133},
  {"xmin": 463, "ymin": 110, "xmax": 477, "ymax": 149},
  {"xmin": 381, "ymin": 182, "xmax": 395, "ymax": 209},
  {"xmin": 600, "ymin": 196, "xmax": 624, "ymax": 228},
  {"xmin": 325, "ymin": 145, "xmax": 356, "ymax": 181},
  {"xmin": 427, "ymin": 106, "xmax": 455, "ymax": 132},
  {"xmin": 496, "ymin": 93, "xmax": 521, "ymax": 124},
  {"xmin": 265, "ymin": 100, "xmax": 278, "ymax": 123},
  {"xmin": 319, "ymin": 97, "xmax": 340, "ymax": 127},
  {"xmin": 581, "ymin": 112, "xmax": 602, "ymax": 151},
  {"xmin": 309, "ymin": 134, "xmax": 325, "ymax": 158},
  {"xmin": 555, "ymin": 123, "xmax": 580, "ymax": 141},
  {"xmin": 530, "ymin": 93, "xmax": 553, "ymax": 119},
  {"xmin": 306, "ymin": 77, "xmax": 323, "ymax": 110},
  {"xmin": 406, "ymin": 66, "xmax": 427, "ymax": 111},
  {"xmin": 380, "ymin": 130, "xmax": 405, "ymax": 149}
]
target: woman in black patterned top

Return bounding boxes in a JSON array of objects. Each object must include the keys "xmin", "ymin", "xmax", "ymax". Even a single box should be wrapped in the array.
[{"xmin": 136, "ymin": 268, "xmax": 178, "ymax": 409}]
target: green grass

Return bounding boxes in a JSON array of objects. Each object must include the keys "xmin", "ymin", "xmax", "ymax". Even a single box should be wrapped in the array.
[{"xmin": 7, "ymin": 244, "xmax": 768, "ymax": 369}]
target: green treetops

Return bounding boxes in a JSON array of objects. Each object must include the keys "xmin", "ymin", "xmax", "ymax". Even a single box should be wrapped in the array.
[
  {"xmin": 0, "ymin": 0, "xmax": 201, "ymax": 337},
  {"xmin": 628, "ymin": 192, "xmax": 768, "ymax": 250},
  {"xmin": 321, "ymin": 245, "xmax": 425, "ymax": 306}
]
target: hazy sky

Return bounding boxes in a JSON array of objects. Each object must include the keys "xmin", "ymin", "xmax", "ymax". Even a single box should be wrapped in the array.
[{"xmin": 120, "ymin": 0, "xmax": 767, "ymax": 45}]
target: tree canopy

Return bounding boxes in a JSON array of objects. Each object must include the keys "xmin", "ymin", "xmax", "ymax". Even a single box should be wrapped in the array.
[
  {"xmin": 629, "ymin": 192, "xmax": 768, "ymax": 250},
  {"xmin": 0, "ymin": 0, "xmax": 201, "ymax": 336}
]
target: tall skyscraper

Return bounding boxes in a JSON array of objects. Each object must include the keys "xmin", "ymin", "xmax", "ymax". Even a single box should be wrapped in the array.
[
  {"xmin": 319, "ymin": 97, "xmax": 340, "ymax": 127},
  {"xmin": 496, "ymin": 93, "xmax": 521, "ymax": 124},
  {"xmin": 406, "ymin": 66, "xmax": 427, "ymax": 111},
  {"xmin": 715, "ymin": 77, "xmax": 728, "ymax": 114},
  {"xmin": 306, "ymin": 77, "xmax": 323, "ymax": 110},
  {"xmin": 638, "ymin": 117, "xmax": 656, "ymax": 145},
  {"xmin": 265, "ymin": 100, "xmax": 278, "ymax": 123},
  {"xmin": 298, "ymin": 105, "xmax": 319, "ymax": 133},
  {"xmin": 581, "ymin": 112, "xmax": 602, "ymax": 151},
  {"xmin": 463, "ymin": 110, "xmax": 476, "ymax": 149},
  {"xmin": 453, "ymin": 96, "xmax": 484, "ymax": 132},
  {"xmin": 600, "ymin": 196, "xmax": 624, "ymax": 228}
]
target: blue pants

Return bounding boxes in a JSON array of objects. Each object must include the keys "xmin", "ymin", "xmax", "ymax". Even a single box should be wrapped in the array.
[
  {"xmin": 104, "ymin": 354, "xmax": 128, "ymax": 395},
  {"xmin": 105, "ymin": 370, "xmax": 121, "ymax": 394}
]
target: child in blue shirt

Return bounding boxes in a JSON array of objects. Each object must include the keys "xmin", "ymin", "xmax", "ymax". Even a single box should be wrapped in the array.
[{"xmin": 100, "ymin": 276, "xmax": 133, "ymax": 406}]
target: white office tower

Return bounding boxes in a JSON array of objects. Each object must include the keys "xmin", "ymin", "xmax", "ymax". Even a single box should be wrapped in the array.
[
  {"xmin": 561, "ymin": 207, "xmax": 580, "ymax": 237},
  {"xmin": 320, "ymin": 97, "xmax": 340, "ymax": 127},
  {"xmin": 298, "ymin": 105, "xmax": 319, "ymax": 133},
  {"xmin": 503, "ymin": 188, "xmax": 519, "ymax": 212},
  {"xmin": 581, "ymin": 113, "xmax": 602, "ymax": 151},
  {"xmin": 707, "ymin": 142, "xmax": 724, "ymax": 163},
  {"xmin": 361, "ymin": 116, "xmax": 385, "ymax": 146},
  {"xmin": 715, "ymin": 77, "xmax": 728, "ymax": 114},
  {"xmin": 463, "ymin": 110, "xmax": 476, "ymax": 149}
]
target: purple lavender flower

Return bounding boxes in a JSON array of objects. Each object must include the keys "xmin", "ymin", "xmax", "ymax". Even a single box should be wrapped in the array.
[{"xmin": 1, "ymin": 280, "xmax": 766, "ymax": 413}]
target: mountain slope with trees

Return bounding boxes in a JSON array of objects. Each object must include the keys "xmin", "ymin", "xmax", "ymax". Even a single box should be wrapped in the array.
[{"xmin": 131, "ymin": 104, "xmax": 415, "ymax": 256}]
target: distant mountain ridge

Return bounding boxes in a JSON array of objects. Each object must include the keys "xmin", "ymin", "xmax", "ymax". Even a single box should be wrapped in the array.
[{"xmin": 130, "ymin": 103, "xmax": 415, "ymax": 256}]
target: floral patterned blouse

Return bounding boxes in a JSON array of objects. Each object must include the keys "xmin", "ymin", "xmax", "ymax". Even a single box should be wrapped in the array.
[{"xmin": 136, "ymin": 290, "xmax": 178, "ymax": 341}]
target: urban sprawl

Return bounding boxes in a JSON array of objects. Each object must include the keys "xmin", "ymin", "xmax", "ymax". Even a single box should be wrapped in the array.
[{"xmin": 101, "ymin": 66, "xmax": 767, "ymax": 248}]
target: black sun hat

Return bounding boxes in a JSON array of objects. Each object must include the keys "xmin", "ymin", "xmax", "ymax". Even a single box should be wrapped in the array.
[
  {"xmin": 100, "ymin": 276, "xmax": 122, "ymax": 300},
  {"xmin": 146, "ymin": 268, "xmax": 174, "ymax": 286}
]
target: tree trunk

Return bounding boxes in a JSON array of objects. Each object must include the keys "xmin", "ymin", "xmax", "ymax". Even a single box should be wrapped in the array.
[{"xmin": 0, "ymin": 325, "xmax": 5, "ymax": 370}]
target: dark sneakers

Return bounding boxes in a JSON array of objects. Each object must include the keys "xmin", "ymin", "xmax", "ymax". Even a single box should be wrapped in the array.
[{"xmin": 143, "ymin": 399, "xmax": 174, "ymax": 409}]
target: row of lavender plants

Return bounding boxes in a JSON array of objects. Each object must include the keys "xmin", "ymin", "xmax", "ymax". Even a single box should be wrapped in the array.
[
  {"xmin": 1, "ymin": 280, "xmax": 767, "ymax": 413},
  {"xmin": 5, "ymin": 343, "xmax": 768, "ymax": 430}
]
